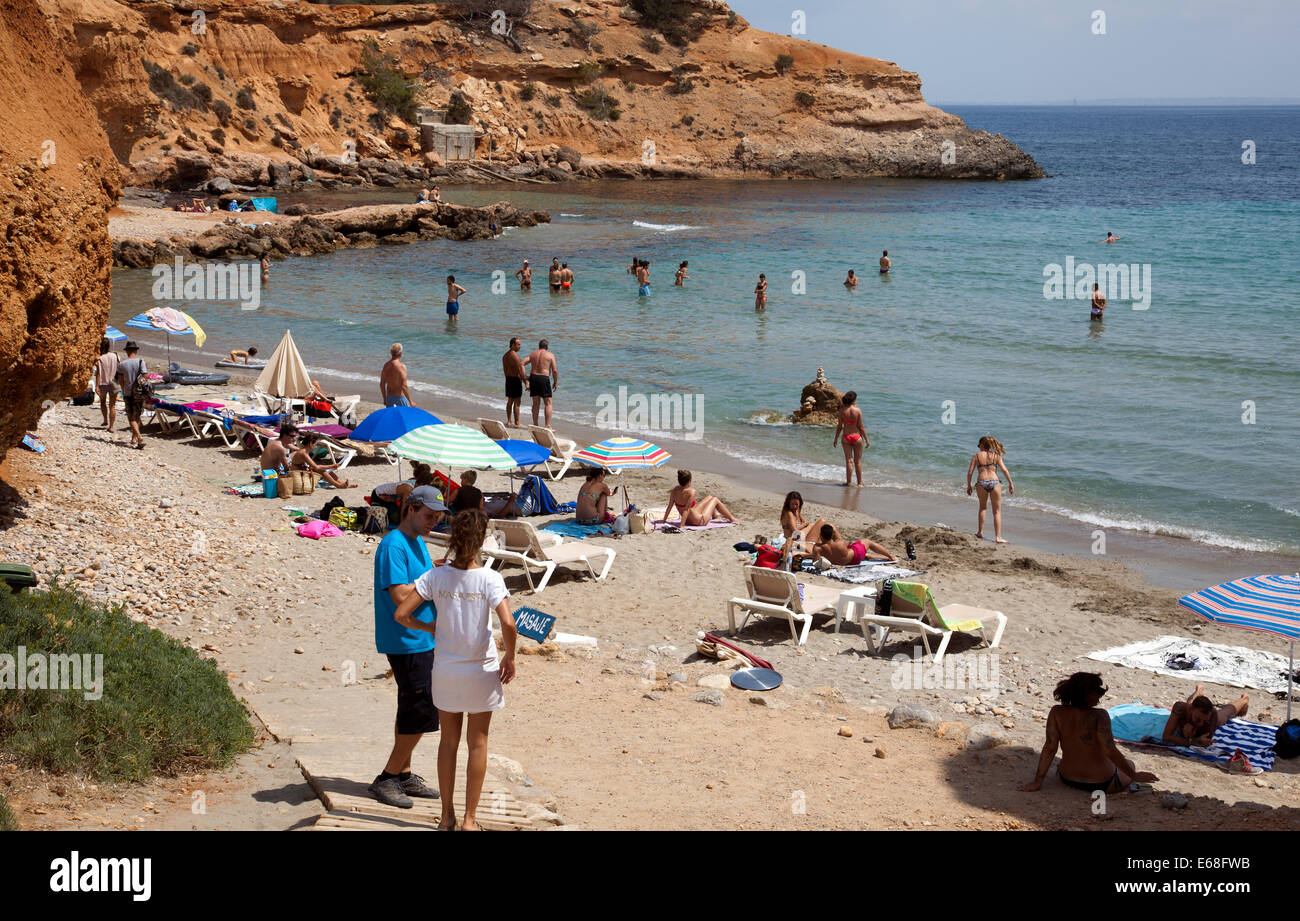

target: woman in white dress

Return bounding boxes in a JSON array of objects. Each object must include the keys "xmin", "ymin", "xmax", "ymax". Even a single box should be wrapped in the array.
[{"xmin": 398, "ymin": 510, "xmax": 517, "ymax": 830}]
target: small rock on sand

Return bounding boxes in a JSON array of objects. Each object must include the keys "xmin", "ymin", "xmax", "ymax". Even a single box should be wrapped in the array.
[
  {"xmin": 1162, "ymin": 793, "xmax": 1189, "ymax": 810},
  {"xmin": 696, "ymin": 673, "xmax": 731, "ymax": 690},
  {"xmin": 887, "ymin": 704, "xmax": 939, "ymax": 729},
  {"xmin": 691, "ymin": 690, "xmax": 725, "ymax": 707},
  {"xmin": 838, "ymin": 727, "xmax": 853, "ymax": 738},
  {"xmin": 874, "ymin": 747, "xmax": 887, "ymax": 759},
  {"xmin": 965, "ymin": 726, "xmax": 1008, "ymax": 750}
]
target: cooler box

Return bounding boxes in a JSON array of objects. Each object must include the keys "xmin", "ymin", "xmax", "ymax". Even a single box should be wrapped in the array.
[{"xmin": 262, "ymin": 469, "xmax": 279, "ymax": 499}]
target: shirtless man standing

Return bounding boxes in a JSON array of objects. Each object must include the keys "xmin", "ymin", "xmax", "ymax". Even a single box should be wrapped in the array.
[
  {"xmin": 515, "ymin": 260, "xmax": 532, "ymax": 290},
  {"xmin": 502, "ymin": 337, "xmax": 528, "ymax": 426},
  {"xmin": 524, "ymin": 339, "xmax": 558, "ymax": 427},
  {"xmin": 879, "ymin": 250, "xmax": 892, "ymax": 274},
  {"xmin": 636, "ymin": 260, "xmax": 651, "ymax": 297},
  {"xmin": 446, "ymin": 275, "xmax": 466, "ymax": 323},
  {"xmin": 380, "ymin": 343, "xmax": 412, "ymax": 407},
  {"xmin": 560, "ymin": 262, "xmax": 574, "ymax": 291},
  {"xmin": 1090, "ymin": 283, "xmax": 1107, "ymax": 321},
  {"xmin": 548, "ymin": 258, "xmax": 562, "ymax": 293}
]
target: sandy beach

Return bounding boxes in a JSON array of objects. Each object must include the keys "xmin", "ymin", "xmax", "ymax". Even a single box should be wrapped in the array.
[{"xmin": 2, "ymin": 372, "xmax": 1297, "ymax": 831}]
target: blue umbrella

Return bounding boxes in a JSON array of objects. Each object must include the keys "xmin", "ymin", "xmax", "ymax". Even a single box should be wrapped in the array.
[
  {"xmin": 349, "ymin": 405, "xmax": 442, "ymax": 443},
  {"xmin": 105, "ymin": 325, "xmax": 127, "ymax": 343},
  {"xmin": 496, "ymin": 439, "xmax": 551, "ymax": 467}
]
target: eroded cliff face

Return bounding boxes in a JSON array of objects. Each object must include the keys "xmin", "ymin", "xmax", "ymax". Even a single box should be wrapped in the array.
[
  {"xmin": 0, "ymin": 0, "xmax": 121, "ymax": 461},
  {"xmin": 40, "ymin": 0, "xmax": 1041, "ymax": 185}
]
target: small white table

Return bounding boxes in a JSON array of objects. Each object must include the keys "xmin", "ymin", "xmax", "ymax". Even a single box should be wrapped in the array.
[{"xmin": 834, "ymin": 585, "xmax": 878, "ymax": 634}]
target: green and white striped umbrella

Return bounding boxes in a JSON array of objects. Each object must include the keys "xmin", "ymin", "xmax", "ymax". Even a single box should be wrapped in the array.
[{"xmin": 390, "ymin": 423, "xmax": 518, "ymax": 470}]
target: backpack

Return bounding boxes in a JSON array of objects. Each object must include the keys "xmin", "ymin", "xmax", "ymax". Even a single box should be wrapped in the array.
[
  {"xmin": 1275, "ymin": 720, "xmax": 1300, "ymax": 759},
  {"xmin": 516, "ymin": 474, "xmax": 561, "ymax": 516}
]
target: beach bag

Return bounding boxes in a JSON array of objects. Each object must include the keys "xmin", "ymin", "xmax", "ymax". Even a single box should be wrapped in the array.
[
  {"xmin": 359, "ymin": 506, "xmax": 387, "ymax": 535},
  {"xmin": 276, "ymin": 475, "xmax": 293, "ymax": 500},
  {"xmin": 1275, "ymin": 720, "xmax": 1300, "ymax": 759},
  {"xmin": 628, "ymin": 510, "xmax": 653, "ymax": 534},
  {"xmin": 516, "ymin": 474, "xmax": 561, "ymax": 516},
  {"xmin": 291, "ymin": 470, "xmax": 317, "ymax": 496},
  {"xmin": 753, "ymin": 545, "xmax": 782, "ymax": 569},
  {"xmin": 71, "ymin": 389, "xmax": 95, "ymax": 406},
  {"xmin": 328, "ymin": 507, "xmax": 358, "ymax": 531}
]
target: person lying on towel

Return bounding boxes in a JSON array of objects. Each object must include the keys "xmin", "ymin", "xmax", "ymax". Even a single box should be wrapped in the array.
[
  {"xmin": 809, "ymin": 524, "xmax": 897, "ymax": 567},
  {"xmin": 1162, "ymin": 684, "xmax": 1250, "ymax": 747}
]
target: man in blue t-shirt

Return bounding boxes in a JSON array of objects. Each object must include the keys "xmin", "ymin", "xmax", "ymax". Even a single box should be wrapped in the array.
[{"xmin": 369, "ymin": 485, "xmax": 447, "ymax": 808}]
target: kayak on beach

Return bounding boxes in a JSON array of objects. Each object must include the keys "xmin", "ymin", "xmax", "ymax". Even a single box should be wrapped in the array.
[{"xmin": 164, "ymin": 362, "xmax": 231, "ymax": 386}]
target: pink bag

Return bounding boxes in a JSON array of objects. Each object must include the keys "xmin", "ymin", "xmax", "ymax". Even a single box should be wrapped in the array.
[{"xmin": 297, "ymin": 520, "xmax": 343, "ymax": 539}]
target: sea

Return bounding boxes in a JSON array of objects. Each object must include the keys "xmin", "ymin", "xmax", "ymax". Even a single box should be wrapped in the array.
[{"xmin": 109, "ymin": 106, "xmax": 1300, "ymax": 564}]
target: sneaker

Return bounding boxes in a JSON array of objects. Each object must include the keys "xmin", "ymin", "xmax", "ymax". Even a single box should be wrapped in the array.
[
  {"xmin": 368, "ymin": 775, "xmax": 413, "ymax": 808},
  {"xmin": 1220, "ymin": 750, "xmax": 1263, "ymax": 776},
  {"xmin": 400, "ymin": 772, "xmax": 440, "ymax": 799}
]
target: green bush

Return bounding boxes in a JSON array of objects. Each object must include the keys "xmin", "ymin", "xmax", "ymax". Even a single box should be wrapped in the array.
[
  {"xmin": 0, "ymin": 583, "xmax": 255, "ymax": 783},
  {"xmin": 574, "ymin": 60, "xmax": 602, "ymax": 84},
  {"xmin": 235, "ymin": 87, "xmax": 255, "ymax": 110},
  {"xmin": 642, "ymin": 35, "xmax": 662, "ymax": 54},
  {"xmin": 0, "ymin": 793, "xmax": 16, "ymax": 831},
  {"xmin": 444, "ymin": 90, "xmax": 473, "ymax": 125},
  {"xmin": 630, "ymin": 0, "xmax": 706, "ymax": 46},
  {"xmin": 212, "ymin": 99, "xmax": 232, "ymax": 125},
  {"xmin": 794, "ymin": 91, "xmax": 816, "ymax": 108},
  {"xmin": 357, "ymin": 39, "xmax": 418, "ymax": 122},
  {"xmin": 574, "ymin": 87, "xmax": 621, "ymax": 121},
  {"xmin": 518, "ymin": 82, "xmax": 537, "ymax": 102},
  {"xmin": 544, "ymin": 93, "xmax": 562, "ymax": 108},
  {"xmin": 181, "ymin": 43, "xmax": 200, "ymax": 57},
  {"xmin": 775, "ymin": 54, "xmax": 794, "ymax": 75},
  {"xmin": 669, "ymin": 66, "xmax": 694, "ymax": 94},
  {"xmin": 143, "ymin": 61, "xmax": 200, "ymax": 110}
]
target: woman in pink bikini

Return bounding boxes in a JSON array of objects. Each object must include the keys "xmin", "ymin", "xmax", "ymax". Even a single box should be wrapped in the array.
[
  {"xmin": 965, "ymin": 435, "xmax": 1014, "ymax": 543},
  {"xmin": 659, "ymin": 469, "xmax": 739, "ymax": 527},
  {"xmin": 833, "ymin": 391, "xmax": 868, "ymax": 487}
]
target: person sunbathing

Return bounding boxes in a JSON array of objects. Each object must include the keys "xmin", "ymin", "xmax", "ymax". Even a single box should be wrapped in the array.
[
  {"xmin": 659, "ymin": 469, "xmax": 738, "ymax": 527},
  {"xmin": 291, "ymin": 433, "xmax": 356, "ymax": 489},
  {"xmin": 308, "ymin": 380, "xmax": 333, "ymax": 403},
  {"xmin": 809, "ymin": 524, "xmax": 896, "ymax": 566},
  {"xmin": 1019, "ymin": 671, "xmax": 1158, "ymax": 794},
  {"xmin": 1162, "ymin": 684, "xmax": 1249, "ymax": 746},
  {"xmin": 780, "ymin": 490, "xmax": 830, "ymax": 551},
  {"xmin": 449, "ymin": 470, "xmax": 520, "ymax": 519},
  {"xmin": 576, "ymin": 469, "xmax": 619, "ymax": 525}
]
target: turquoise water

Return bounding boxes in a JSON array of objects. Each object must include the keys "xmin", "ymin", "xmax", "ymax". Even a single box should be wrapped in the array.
[{"xmin": 110, "ymin": 107, "xmax": 1300, "ymax": 555}]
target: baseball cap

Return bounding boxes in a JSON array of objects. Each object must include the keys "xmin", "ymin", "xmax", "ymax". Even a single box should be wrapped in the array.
[{"xmin": 405, "ymin": 485, "xmax": 447, "ymax": 512}]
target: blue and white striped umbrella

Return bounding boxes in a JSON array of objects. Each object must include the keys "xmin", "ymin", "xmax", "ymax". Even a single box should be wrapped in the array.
[
  {"xmin": 104, "ymin": 325, "xmax": 127, "ymax": 343},
  {"xmin": 1179, "ymin": 573, "xmax": 1300, "ymax": 717}
]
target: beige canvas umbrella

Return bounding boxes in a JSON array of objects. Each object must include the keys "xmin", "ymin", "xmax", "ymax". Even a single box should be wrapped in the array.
[{"xmin": 254, "ymin": 329, "xmax": 313, "ymax": 399}]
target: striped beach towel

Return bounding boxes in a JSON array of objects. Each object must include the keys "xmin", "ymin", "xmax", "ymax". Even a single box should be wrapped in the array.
[
  {"xmin": 1110, "ymin": 704, "xmax": 1277, "ymax": 771},
  {"xmin": 814, "ymin": 562, "xmax": 924, "ymax": 585}
]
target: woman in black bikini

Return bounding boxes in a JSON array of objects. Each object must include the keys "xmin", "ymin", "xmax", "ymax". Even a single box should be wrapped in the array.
[
  {"xmin": 833, "ymin": 391, "xmax": 868, "ymax": 487},
  {"xmin": 965, "ymin": 435, "xmax": 1014, "ymax": 543},
  {"xmin": 1019, "ymin": 672, "xmax": 1157, "ymax": 795}
]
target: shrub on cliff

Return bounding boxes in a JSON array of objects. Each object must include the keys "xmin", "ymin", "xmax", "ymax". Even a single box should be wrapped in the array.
[
  {"xmin": 0, "ymin": 582, "xmax": 256, "ymax": 783},
  {"xmin": 357, "ymin": 39, "xmax": 418, "ymax": 123},
  {"xmin": 669, "ymin": 66, "xmax": 694, "ymax": 94},
  {"xmin": 444, "ymin": 91, "xmax": 473, "ymax": 125},
  {"xmin": 575, "ymin": 60, "xmax": 603, "ymax": 85},
  {"xmin": 212, "ymin": 99, "xmax": 232, "ymax": 125},
  {"xmin": 519, "ymin": 82, "xmax": 537, "ymax": 102},
  {"xmin": 144, "ymin": 61, "xmax": 201, "ymax": 111},
  {"xmin": 235, "ymin": 87, "xmax": 255, "ymax": 110},
  {"xmin": 795, "ymin": 91, "xmax": 816, "ymax": 109},
  {"xmin": 630, "ymin": 0, "xmax": 707, "ymax": 46},
  {"xmin": 575, "ymin": 87, "xmax": 621, "ymax": 121},
  {"xmin": 775, "ymin": 54, "xmax": 795, "ymax": 75}
]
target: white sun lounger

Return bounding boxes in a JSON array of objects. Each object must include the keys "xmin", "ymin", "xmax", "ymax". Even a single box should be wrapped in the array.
[
  {"xmin": 483, "ymin": 519, "xmax": 615, "ymax": 593},
  {"xmin": 727, "ymin": 566, "xmax": 842, "ymax": 646},
  {"xmin": 527, "ymin": 425, "xmax": 578, "ymax": 480},
  {"xmin": 855, "ymin": 580, "xmax": 1006, "ymax": 665}
]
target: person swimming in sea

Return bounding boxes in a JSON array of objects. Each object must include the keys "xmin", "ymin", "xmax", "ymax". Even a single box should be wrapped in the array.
[
  {"xmin": 560, "ymin": 262, "xmax": 574, "ymax": 291},
  {"xmin": 833, "ymin": 390, "xmax": 867, "ymax": 487},
  {"xmin": 549, "ymin": 258, "xmax": 562, "ymax": 293},
  {"xmin": 636, "ymin": 260, "xmax": 651, "ymax": 297},
  {"xmin": 675, "ymin": 261, "xmax": 689, "ymax": 286},
  {"xmin": 965, "ymin": 435, "xmax": 1014, "ymax": 543},
  {"xmin": 1102, "ymin": 231, "xmax": 1120, "ymax": 243},
  {"xmin": 754, "ymin": 273, "xmax": 767, "ymax": 310},
  {"xmin": 1090, "ymin": 283, "xmax": 1106, "ymax": 321},
  {"xmin": 879, "ymin": 250, "xmax": 891, "ymax": 274},
  {"xmin": 515, "ymin": 260, "xmax": 532, "ymax": 290},
  {"xmin": 844, "ymin": 269, "xmax": 858, "ymax": 288}
]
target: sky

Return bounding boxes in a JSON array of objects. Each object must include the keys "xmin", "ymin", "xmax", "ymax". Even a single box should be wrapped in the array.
[{"xmin": 728, "ymin": 0, "xmax": 1299, "ymax": 104}]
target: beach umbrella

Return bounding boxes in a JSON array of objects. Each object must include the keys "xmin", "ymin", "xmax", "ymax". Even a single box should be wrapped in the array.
[
  {"xmin": 1178, "ymin": 573, "xmax": 1300, "ymax": 719},
  {"xmin": 255, "ymin": 329, "xmax": 314, "ymax": 400},
  {"xmin": 391, "ymin": 424, "xmax": 517, "ymax": 471},
  {"xmin": 126, "ymin": 307, "xmax": 207, "ymax": 363},
  {"xmin": 104, "ymin": 325, "xmax": 127, "ymax": 343},
  {"xmin": 349, "ymin": 405, "xmax": 442, "ymax": 444},
  {"xmin": 572, "ymin": 436, "xmax": 671, "ymax": 508},
  {"xmin": 496, "ymin": 438, "xmax": 553, "ymax": 490}
]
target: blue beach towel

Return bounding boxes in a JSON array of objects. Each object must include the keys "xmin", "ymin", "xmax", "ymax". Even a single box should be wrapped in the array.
[
  {"xmin": 1109, "ymin": 703, "xmax": 1277, "ymax": 771},
  {"xmin": 542, "ymin": 521, "xmax": 613, "ymax": 540},
  {"xmin": 516, "ymin": 475, "xmax": 575, "ymax": 516}
]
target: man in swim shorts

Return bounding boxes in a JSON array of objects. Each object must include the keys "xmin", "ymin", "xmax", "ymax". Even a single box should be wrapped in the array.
[
  {"xmin": 560, "ymin": 262, "xmax": 574, "ymax": 290},
  {"xmin": 879, "ymin": 250, "xmax": 891, "ymax": 274},
  {"xmin": 636, "ymin": 260, "xmax": 650, "ymax": 296},
  {"xmin": 445, "ymin": 275, "xmax": 466, "ymax": 322},
  {"xmin": 1090, "ymin": 283, "xmax": 1106, "ymax": 321},
  {"xmin": 810, "ymin": 524, "xmax": 896, "ymax": 566},
  {"xmin": 515, "ymin": 260, "xmax": 531, "ymax": 290},
  {"xmin": 524, "ymin": 339, "xmax": 558, "ymax": 427},
  {"xmin": 502, "ymin": 337, "xmax": 528, "ymax": 426},
  {"xmin": 380, "ymin": 343, "xmax": 412, "ymax": 407}
]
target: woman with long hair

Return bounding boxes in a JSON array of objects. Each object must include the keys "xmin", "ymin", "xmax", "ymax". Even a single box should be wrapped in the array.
[
  {"xmin": 779, "ymin": 490, "xmax": 829, "ymax": 551},
  {"xmin": 660, "ymin": 469, "xmax": 739, "ymax": 527},
  {"xmin": 833, "ymin": 391, "xmax": 868, "ymax": 487},
  {"xmin": 396, "ymin": 510, "xmax": 517, "ymax": 830},
  {"xmin": 965, "ymin": 435, "xmax": 1014, "ymax": 543}
]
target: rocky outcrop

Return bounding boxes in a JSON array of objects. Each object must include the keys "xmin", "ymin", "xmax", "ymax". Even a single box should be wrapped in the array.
[
  {"xmin": 0, "ymin": 0, "xmax": 121, "ymax": 462},
  {"xmin": 112, "ymin": 201, "xmax": 549, "ymax": 267},
  {"xmin": 38, "ymin": 0, "xmax": 1043, "ymax": 188},
  {"xmin": 791, "ymin": 368, "xmax": 845, "ymax": 426}
]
